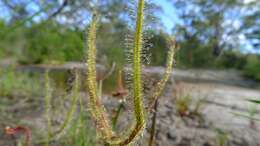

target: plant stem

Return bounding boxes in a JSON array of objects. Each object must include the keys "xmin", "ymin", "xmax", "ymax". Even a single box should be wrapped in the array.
[
  {"xmin": 133, "ymin": 0, "xmax": 145, "ymax": 126},
  {"xmin": 112, "ymin": 102, "xmax": 125, "ymax": 129},
  {"xmin": 148, "ymin": 99, "xmax": 158, "ymax": 146},
  {"xmin": 44, "ymin": 70, "xmax": 51, "ymax": 146}
]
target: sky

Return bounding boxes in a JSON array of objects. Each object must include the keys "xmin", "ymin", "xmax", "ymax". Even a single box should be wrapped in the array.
[
  {"xmin": 153, "ymin": 0, "xmax": 180, "ymax": 33},
  {"xmin": 0, "ymin": 0, "xmax": 178, "ymax": 33},
  {"xmin": 154, "ymin": 0, "xmax": 257, "ymax": 33}
]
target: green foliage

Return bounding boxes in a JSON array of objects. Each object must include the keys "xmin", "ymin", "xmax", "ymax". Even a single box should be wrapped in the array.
[
  {"xmin": 96, "ymin": 21, "xmax": 127, "ymax": 67},
  {"xmin": 0, "ymin": 68, "xmax": 42, "ymax": 97},
  {"xmin": 243, "ymin": 55, "xmax": 260, "ymax": 80},
  {"xmin": 98, "ymin": 29, "xmax": 172, "ymax": 67},
  {"xmin": 20, "ymin": 21, "xmax": 84, "ymax": 64},
  {"xmin": 0, "ymin": 21, "xmax": 6, "ymax": 58},
  {"xmin": 66, "ymin": 114, "xmax": 95, "ymax": 146},
  {"xmin": 0, "ymin": 19, "xmax": 84, "ymax": 64},
  {"xmin": 171, "ymin": 0, "xmax": 259, "ymax": 70},
  {"xmin": 63, "ymin": 98, "xmax": 96, "ymax": 146},
  {"xmin": 43, "ymin": 69, "xmax": 81, "ymax": 145},
  {"xmin": 232, "ymin": 98, "xmax": 260, "ymax": 123},
  {"xmin": 103, "ymin": 46, "xmax": 125, "ymax": 67},
  {"xmin": 176, "ymin": 39, "xmax": 214, "ymax": 68},
  {"xmin": 0, "ymin": 20, "xmax": 26, "ymax": 59},
  {"xmin": 175, "ymin": 95, "xmax": 192, "ymax": 116},
  {"xmin": 215, "ymin": 50, "xmax": 247, "ymax": 69},
  {"xmin": 248, "ymin": 99, "xmax": 260, "ymax": 104},
  {"xmin": 42, "ymin": 81, "xmax": 96, "ymax": 146},
  {"xmin": 215, "ymin": 129, "xmax": 229, "ymax": 146},
  {"xmin": 175, "ymin": 94, "xmax": 204, "ymax": 118},
  {"xmin": 171, "ymin": 0, "xmax": 248, "ymax": 56},
  {"xmin": 149, "ymin": 31, "xmax": 169, "ymax": 66}
]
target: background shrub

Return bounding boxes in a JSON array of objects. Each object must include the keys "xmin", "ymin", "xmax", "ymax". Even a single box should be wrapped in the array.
[{"xmin": 243, "ymin": 55, "xmax": 260, "ymax": 81}]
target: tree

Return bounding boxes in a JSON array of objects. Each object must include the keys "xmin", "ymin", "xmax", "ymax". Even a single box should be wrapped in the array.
[
  {"xmin": 0, "ymin": 0, "xmax": 165, "ymax": 65},
  {"xmin": 168, "ymin": 0, "xmax": 260, "ymax": 67},
  {"xmin": 171, "ymin": 0, "xmax": 244, "ymax": 55},
  {"xmin": 241, "ymin": 0, "xmax": 260, "ymax": 49}
]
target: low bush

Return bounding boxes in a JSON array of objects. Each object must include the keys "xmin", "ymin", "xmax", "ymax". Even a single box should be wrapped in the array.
[
  {"xmin": 215, "ymin": 50, "xmax": 247, "ymax": 70},
  {"xmin": 19, "ymin": 21, "xmax": 84, "ymax": 64},
  {"xmin": 243, "ymin": 54, "xmax": 260, "ymax": 81},
  {"xmin": 0, "ymin": 68, "xmax": 42, "ymax": 97}
]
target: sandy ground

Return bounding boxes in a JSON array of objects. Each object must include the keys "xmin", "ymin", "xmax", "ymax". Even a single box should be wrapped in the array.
[
  {"xmin": 152, "ymin": 80, "xmax": 260, "ymax": 146},
  {"xmin": 0, "ymin": 66, "xmax": 260, "ymax": 146}
]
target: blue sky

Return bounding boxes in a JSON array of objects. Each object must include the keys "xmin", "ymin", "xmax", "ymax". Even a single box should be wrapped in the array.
[
  {"xmin": 153, "ymin": 0, "xmax": 180, "ymax": 33},
  {"xmin": 0, "ymin": 0, "xmax": 178, "ymax": 33}
]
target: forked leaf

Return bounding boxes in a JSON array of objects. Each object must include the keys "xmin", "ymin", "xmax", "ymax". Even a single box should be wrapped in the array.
[{"xmin": 247, "ymin": 99, "xmax": 260, "ymax": 104}]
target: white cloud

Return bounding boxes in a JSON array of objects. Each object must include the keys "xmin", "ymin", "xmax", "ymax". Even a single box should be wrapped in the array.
[{"xmin": 244, "ymin": 0, "xmax": 256, "ymax": 4}]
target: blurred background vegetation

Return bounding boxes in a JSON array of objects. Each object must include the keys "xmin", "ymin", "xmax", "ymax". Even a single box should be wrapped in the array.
[
  {"xmin": 0, "ymin": 1, "xmax": 259, "ymax": 145},
  {"xmin": 0, "ymin": 0, "xmax": 259, "ymax": 80}
]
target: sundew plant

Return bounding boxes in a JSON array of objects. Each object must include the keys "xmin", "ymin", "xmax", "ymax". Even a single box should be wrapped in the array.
[
  {"xmin": 3, "ymin": 0, "xmax": 176, "ymax": 146},
  {"xmin": 86, "ymin": 0, "xmax": 176, "ymax": 145}
]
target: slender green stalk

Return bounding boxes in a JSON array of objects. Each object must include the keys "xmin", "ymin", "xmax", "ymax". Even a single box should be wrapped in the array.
[
  {"xmin": 44, "ymin": 70, "xmax": 51, "ymax": 146},
  {"xmin": 148, "ymin": 99, "xmax": 158, "ymax": 146},
  {"xmin": 53, "ymin": 69, "xmax": 80, "ymax": 136},
  {"xmin": 86, "ymin": 13, "xmax": 114, "ymax": 140},
  {"xmin": 86, "ymin": 10, "xmax": 146, "ymax": 145},
  {"xmin": 112, "ymin": 102, "xmax": 125, "ymax": 129},
  {"xmin": 98, "ymin": 80, "xmax": 103, "ymax": 98},
  {"xmin": 85, "ymin": 0, "xmax": 175, "ymax": 145},
  {"xmin": 133, "ymin": 0, "xmax": 145, "ymax": 126},
  {"xmin": 147, "ymin": 38, "xmax": 176, "ymax": 111},
  {"xmin": 41, "ymin": 69, "xmax": 80, "ymax": 145}
]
